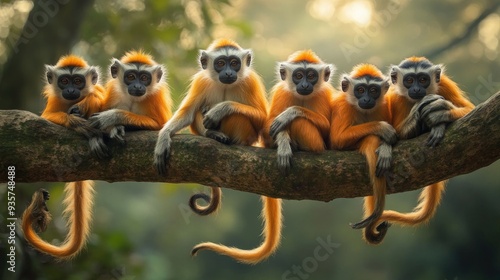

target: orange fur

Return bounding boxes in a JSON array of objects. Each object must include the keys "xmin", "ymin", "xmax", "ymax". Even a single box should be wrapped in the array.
[
  {"xmin": 381, "ymin": 56, "xmax": 475, "ymax": 227},
  {"xmin": 265, "ymin": 82, "xmax": 333, "ymax": 150},
  {"xmin": 329, "ymin": 64, "xmax": 392, "ymax": 244},
  {"xmin": 22, "ymin": 55, "xmax": 102, "ymax": 259},
  {"xmin": 286, "ymin": 49, "xmax": 323, "ymax": 64},
  {"xmin": 100, "ymin": 51, "xmax": 173, "ymax": 130},
  {"xmin": 167, "ymin": 39, "xmax": 281, "ymax": 264},
  {"xmin": 55, "ymin": 55, "xmax": 89, "ymax": 68}
]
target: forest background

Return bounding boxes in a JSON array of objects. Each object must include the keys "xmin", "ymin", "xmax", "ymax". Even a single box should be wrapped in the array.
[{"xmin": 0, "ymin": 0, "xmax": 499, "ymax": 279}]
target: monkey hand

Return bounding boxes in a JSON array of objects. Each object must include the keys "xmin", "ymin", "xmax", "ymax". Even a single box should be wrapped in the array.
[
  {"xmin": 89, "ymin": 109, "xmax": 121, "ymax": 131},
  {"xmin": 154, "ymin": 129, "xmax": 173, "ymax": 176},
  {"xmin": 276, "ymin": 131, "xmax": 293, "ymax": 173},
  {"xmin": 426, "ymin": 123, "xmax": 446, "ymax": 147},
  {"xmin": 203, "ymin": 102, "xmax": 233, "ymax": 130},
  {"xmin": 205, "ymin": 129, "xmax": 232, "ymax": 144},
  {"xmin": 109, "ymin": 125, "xmax": 126, "ymax": 144},
  {"xmin": 89, "ymin": 136, "xmax": 110, "ymax": 159},
  {"xmin": 416, "ymin": 94, "xmax": 444, "ymax": 113},
  {"xmin": 375, "ymin": 142, "xmax": 392, "ymax": 177},
  {"xmin": 376, "ymin": 121, "xmax": 398, "ymax": 145},
  {"xmin": 420, "ymin": 96, "xmax": 455, "ymax": 127},
  {"xmin": 269, "ymin": 107, "xmax": 301, "ymax": 139},
  {"xmin": 68, "ymin": 105, "xmax": 83, "ymax": 118}
]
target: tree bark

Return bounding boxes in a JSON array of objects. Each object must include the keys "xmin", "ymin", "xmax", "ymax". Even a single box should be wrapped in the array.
[{"xmin": 0, "ymin": 92, "xmax": 499, "ymax": 202}]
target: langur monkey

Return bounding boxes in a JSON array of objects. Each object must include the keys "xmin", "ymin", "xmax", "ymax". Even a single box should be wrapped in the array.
[
  {"xmin": 373, "ymin": 56, "xmax": 475, "ymax": 232},
  {"xmin": 265, "ymin": 50, "xmax": 335, "ymax": 172},
  {"xmin": 22, "ymin": 55, "xmax": 104, "ymax": 259},
  {"xmin": 154, "ymin": 38, "xmax": 281, "ymax": 264},
  {"xmin": 88, "ymin": 50, "xmax": 173, "ymax": 157},
  {"xmin": 329, "ymin": 64, "xmax": 396, "ymax": 244}
]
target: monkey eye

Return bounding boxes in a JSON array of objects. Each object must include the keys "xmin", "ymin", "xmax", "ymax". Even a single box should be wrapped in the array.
[
  {"xmin": 140, "ymin": 74, "xmax": 148, "ymax": 82},
  {"xmin": 217, "ymin": 60, "xmax": 226, "ymax": 67},
  {"xmin": 61, "ymin": 77, "xmax": 69, "ymax": 85},
  {"xmin": 295, "ymin": 72, "xmax": 303, "ymax": 80},
  {"xmin": 405, "ymin": 77, "xmax": 414, "ymax": 84},
  {"xmin": 230, "ymin": 59, "xmax": 238, "ymax": 67},
  {"xmin": 306, "ymin": 72, "xmax": 315, "ymax": 80},
  {"xmin": 73, "ymin": 78, "xmax": 82, "ymax": 86},
  {"xmin": 126, "ymin": 73, "xmax": 135, "ymax": 81},
  {"xmin": 357, "ymin": 87, "xmax": 365, "ymax": 94},
  {"xmin": 419, "ymin": 76, "xmax": 428, "ymax": 84},
  {"xmin": 369, "ymin": 87, "xmax": 376, "ymax": 94}
]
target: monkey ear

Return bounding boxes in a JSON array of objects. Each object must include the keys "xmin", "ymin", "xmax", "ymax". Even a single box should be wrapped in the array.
[
  {"xmin": 199, "ymin": 51, "xmax": 208, "ymax": 70},
  {"xmin": 341, "ymin": 76, "xmax": 350, "ymax": 92},
  {"xmin": 45, "ymin": 65, "xmax": 54, "ymax": 84},
  {"xmin": 279, "ymin": 64, "xmax": 287, "ymax": 81},
  {"xmin": 155, "ymin": 65, "xmax": 164, "ymax": 81},
  {"xmin": 390, "ymin": 66, "xmax": 399, "ymax": 84},
  {"xmin": 434, "ymin": 65, "xmax": 442, "ymax": 83},
  {"xmin": 244, "ymin": 50, "xmax": 252, "ymax": 67},
  {"xmin": 110, "ymin": 59, "xmax": 121, "ymax": 79},
  {"xmin": 324, "ymin": 64, "xmax": 335, "ymax": 82},
  {"xmin": 89, "ymin": 66, "xmax": 99, "ymax": 85}
]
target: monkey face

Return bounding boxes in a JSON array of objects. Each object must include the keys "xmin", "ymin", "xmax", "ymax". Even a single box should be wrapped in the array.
[
  {"xmin": 353, "ymin": 83, "xmax": 382, "ymax": 109},
  {"xmin": 123, "ymin": 70, "xmax": 152, "ymax": 96},
  {"xmin": 291, "ymin": 68, "xmax": 319, "ymax": 95},
  {"xmin": 403, "ymin": 73, "xmax": 431, "ymax": 100},
  {"xmin": 213, "ymin": 55, "xmax": 241, "ymax": 84},
  {"xmin": 57, "ymin": 74, "xmax": 86, "ymax": 101}
]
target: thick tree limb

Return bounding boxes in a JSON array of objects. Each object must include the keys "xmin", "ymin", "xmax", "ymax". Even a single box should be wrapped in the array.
[{"xmin": 0, "ymin": 92, "xmax": 499, "ymax": 202}]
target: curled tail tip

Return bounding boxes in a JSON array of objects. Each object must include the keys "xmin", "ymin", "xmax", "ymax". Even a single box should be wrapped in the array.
[
  {"xmin": 363, "ymin": 221, "xmax": 391, "ymax": 245},
  {"xmin": 189, "ymin": 193, "xmax": 220, "ymax": 216},
  {"xmin": 191, "ymin": 244, "xmax": 206, "ymax": 257}
]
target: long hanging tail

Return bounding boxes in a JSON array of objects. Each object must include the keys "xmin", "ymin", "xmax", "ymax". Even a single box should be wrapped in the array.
[
  {"xmin": 189, "ymin": 187, "xmax": 222, "ymax": 216},
  {"xmin": 351, "ymin": 136, "xmax": 387, "ymax": 230},
  {"xmin": 22, "ymin": 180, "xmax": 95, "ymax": 259},
  {"xmin": 378, "ymin": 181, "xmax": 446, "ymax": 226},
  {"xmin": 191, "ymin": 197, "xmax": 282, "ymax": 264},
  {"xmin": 361, "ymin": 196, "xmax": 390, "ymax": 245}
]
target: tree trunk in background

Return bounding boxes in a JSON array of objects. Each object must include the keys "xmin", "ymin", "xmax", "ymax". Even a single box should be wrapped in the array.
[{"xmin": 0, "ymin": 0, "xmax": 95, "ymax": 111}]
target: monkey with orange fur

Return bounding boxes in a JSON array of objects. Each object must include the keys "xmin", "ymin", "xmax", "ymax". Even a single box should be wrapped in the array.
[
  {"xmin": 265, "ymin": 50, "xmax": 335, "ymax": 172},
  {"xmin": 88, "ymin": 50, "xmax": 173, "ymax": 157},
  {"xmin": 22, "ymin": 55, "xmax": 104, "ymax": 259},
  {"xmin": 329, "ymin": 64, "xmax": 396, "ymax": 244},
  {"xmin": 371, "ymin": 57, "xmax": 475, "ymax": 230},
  {"xmin": 154, "ymin": 39, "xmax": 281, "ymax": 264}
]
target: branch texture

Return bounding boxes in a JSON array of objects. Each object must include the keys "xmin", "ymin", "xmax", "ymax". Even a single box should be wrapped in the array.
[{"xmin": 1, "ymin": 92, "xmax": 499, "ymax": 202}]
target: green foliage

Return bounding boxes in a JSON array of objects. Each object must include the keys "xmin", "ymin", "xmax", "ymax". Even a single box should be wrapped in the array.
[{"xmin": 0, "ymin": 0, "xmax": 499, "ymax": 279}]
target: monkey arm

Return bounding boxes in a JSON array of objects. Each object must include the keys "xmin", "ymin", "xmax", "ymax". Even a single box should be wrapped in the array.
[
  {"xmin": 202, "ymin": 101, "xmax": 267, "ymax": 131},
  {"xmin": 269, "ymin": 106, "xmax": 330, "ymax": 139},
  {"xmin": 89, "ymin": 109, "xmax": 162, "ymax": 131},
  {"xmin": 73, "ymin": 86, "xmax": 106, "ymax": 118},
  {"xmin": 331, "ymin": 121, "xmax": 397, "ymax": 150}
]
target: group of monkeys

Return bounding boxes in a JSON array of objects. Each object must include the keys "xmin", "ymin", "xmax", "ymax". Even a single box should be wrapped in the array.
[{"xmin": 21, "ymin": 38, "xmax": 475, "ymax": 264}]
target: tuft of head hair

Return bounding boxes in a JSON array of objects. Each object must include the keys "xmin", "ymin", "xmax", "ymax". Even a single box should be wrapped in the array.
[
  {"xmin": 287, "ymin": 50, "xmax": 323, "ymax": 64},
  {"xmin": 349, "ymin": 64, "xmax": 385, "ymax": 79},
  {"xmin": 207, "ymin": 38, "xmax": 242, "ymax": 51},
  {"xmin": 120, "ymin": 50, "xmax": 156, "ymax": 65},
  {"xmin": 55, "ymin": 55, "xmax": 89, "ymax": 68},
  {"xmin": 404, "ymin": 56, "xmax": 428, "ymax": 63}
]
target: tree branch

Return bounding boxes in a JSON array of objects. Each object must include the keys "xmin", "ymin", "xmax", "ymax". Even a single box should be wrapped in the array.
[
  {"xmin": 1, "ymin": 92, "xmax": 499, "ymax": 202},
  {"xmin": 424, "ymin": 2, "xmax": 500, "ymax": 60}
]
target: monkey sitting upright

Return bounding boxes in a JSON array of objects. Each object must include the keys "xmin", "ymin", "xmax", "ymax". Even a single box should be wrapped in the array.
[
  {"xmin": 154, "ymin": 38, "xmax": 281, "ymax": 264},
  {"xmin": 22, "ymin": 55, "xmax": 105, "ymax": 259}
]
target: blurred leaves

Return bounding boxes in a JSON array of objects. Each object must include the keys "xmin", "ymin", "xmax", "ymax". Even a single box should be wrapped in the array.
[{"xmin": 0, "ymin": 0, "xmax": 499, "ymax": 279}]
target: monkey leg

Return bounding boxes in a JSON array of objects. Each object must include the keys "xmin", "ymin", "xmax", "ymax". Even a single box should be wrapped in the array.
[
  {"xmin": 289, "ymin": 118, "xmax": 325, "ymax": 152},
  {"xmin": 219, "ymin": 114, "xmax": 259, "ymax": 145}
]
